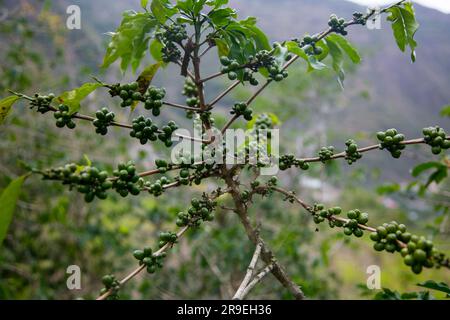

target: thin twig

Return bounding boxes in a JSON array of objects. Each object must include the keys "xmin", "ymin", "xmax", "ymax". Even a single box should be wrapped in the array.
[{"xmin": 232, "ymin": 242, "xmax": 263, "ymax": 300}]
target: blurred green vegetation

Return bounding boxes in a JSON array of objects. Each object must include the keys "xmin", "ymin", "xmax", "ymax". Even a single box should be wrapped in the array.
[{"xmin": 0, "ymin": 0, "xmax": 448, "ymax": 300}]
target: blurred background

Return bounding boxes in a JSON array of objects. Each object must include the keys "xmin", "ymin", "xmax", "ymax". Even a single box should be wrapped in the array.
[{"xmin": 0, "ymin": 0, "xmax": 449, "ymax": 299}]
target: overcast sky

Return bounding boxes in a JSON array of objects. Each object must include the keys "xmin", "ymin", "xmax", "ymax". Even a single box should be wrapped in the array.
[{"xmin": 345, "ymin": 0, "xmax": 450, "ymax": 14}]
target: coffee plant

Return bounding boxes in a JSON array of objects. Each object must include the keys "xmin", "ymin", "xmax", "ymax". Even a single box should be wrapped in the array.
[{"xmin": 0, "ymin": 0, "xmax": 449, "ymax": 300}]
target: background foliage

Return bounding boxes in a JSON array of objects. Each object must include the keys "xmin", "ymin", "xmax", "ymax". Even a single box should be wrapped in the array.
[{"xmin": 0, "ymin": 0, "xmax": 449, "ymax": 299}]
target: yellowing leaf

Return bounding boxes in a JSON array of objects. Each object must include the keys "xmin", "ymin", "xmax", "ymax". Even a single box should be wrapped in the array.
[{"xmin": 0, "ymin": 96, "xmax": 21, "ymax": 125}]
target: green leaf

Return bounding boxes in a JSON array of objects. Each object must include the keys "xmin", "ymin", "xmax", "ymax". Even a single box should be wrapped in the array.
[
  {"xmin": 0, "ymin": 175, "xmax": 28, "ymax": 246},
  {"xmin": 326, "ymin": 34, "xmax": 361, "ymax": 64},
  {"xmin": 286, "ymin": 41, "xmax": 327, "ymax": 71},
  {"xmin": 151, "ymin": 0, "xmax": 177, "ymax": 23},
  {"xmin": 326, "ymin": 37, "xmax": 345, "ymax": 87},
  {"xmin": 0, "ymin": 95, "xmax": 21, "ymax": 125},
  {"xmin": 214, "ymin": 38, "xmax": 230, "ymax": 57},
  {"xmin": 57, "ymin": 83, "xmax": 103, "ymax": 114},
  {"xmin": 417, "ymin": 281, "xmax": 450, "ymax": 295},
  {"xmin": 387, "ymin": 5, "xmax": 419, "ymax": 62},
  {"xmin": 141, "ymin": 0, "xmax": 149, "ymax": 9},
  {"xmin": 208, "ymin": 7, "xmax": 237, "ymax": 26},
  {"xmin": 150, "ymin": 39, "xmax": 164, "ymax": 63},
  {"xmin": 412, "ymin": 162, "xmax": 446, "ymax": 178},
  {"xmin": 102, "ymin": 11, "xmax": 158, "ymax": 73},
  {"xmin": 440, "ymin": 105, "xmax": 450, "ymax": 118},
  {"xmin": 206, "ymin": 0, "xmax": 228, "ymax": 8},
  {"xmin": 376, "ymin": 183, "xmax": 401, "ymax": 195}
]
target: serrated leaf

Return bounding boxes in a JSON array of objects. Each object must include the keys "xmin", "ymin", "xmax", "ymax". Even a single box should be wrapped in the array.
[
  {"xmin": 57, "ymin": 83, "xmax": 103, "ymax": 114},
  {"xmin": 0, "ymin": 175, "xmax": 28, "ymax": 246},
  {"xmin": 0, "ymin": 95, "xmax": 21, "ymax": 125},
  {"xmin": 327, "ymin": 34, "xmax": 361, "ymax": 64}
]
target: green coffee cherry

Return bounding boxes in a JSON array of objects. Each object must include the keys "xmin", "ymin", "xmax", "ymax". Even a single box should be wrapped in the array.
[
  {"xmin": 377, "ymin": 129, "xmax": 406, "ymax": 158},
  {"xmin": 370, "ymin": 221, "xmax": 439, "ymax": 274},
  {"xmin": 112, "ymin": 161, "xmax": 141, "ymax": 197},
  {"xmin": 231, "ymin": 102, "xmax": 253, "ymax": 121},
  {"xmin": 318, "ymin": 146, "xmax": 335, "ymax": 163},
  {"xmin": 100, "ymin": 274, "xmax": 120, "ymax": 300},
  {"xmin": 345, "ymin": 139, "xmax": 362, "ymax": 165},
  {"xmin": 93, "ymin": 108, "xmax": 115, "ymax": 135},
  {"xmin": 54, "ymin": 104, "xmax": 76, "ymax": 129},
  {"xmin": 130, "ymin": 116, "xmax": 158, "ymax": 145},
  {"xmin": 156, "ymin": 23, "xmax": 187, "ymax": 62},
  {"xmin": 31, "ymin": 93, "xmax": 54, "ymax": 114},
  {"xmin": 144, "ymin": 86, "xmax": 166, "ymax": 116},
  {"xmin": 423, "ymin": 126, "xmax": 449, "ymax": 155},
  {"xmin": 145, "ymin": 176, "xmax": 171, "ymax": 197},
  {"xmin": 328, "ymin": 14, "xmax": 348, "ymax": 36},
  {"xmin": 42, "ymin": 164, "xmax": 111, "ymax": 202}
]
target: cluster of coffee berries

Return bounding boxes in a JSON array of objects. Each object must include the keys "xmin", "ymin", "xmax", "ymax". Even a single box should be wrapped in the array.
[
  {"xmin": 255, "ymin": 50, "xmax": 289, "ymax": 82},
  {"xmin": 42, "ymin": 164, "xmax": 112, "ymax": 202},
  {"xmin": 318, "ymin": 146, "xmax": 335, "ymax": 163},
  {"xmin": 182, "ymin": 78, "xmax": 199, "ymax": 107},
  {"xmin": 158, "ymin": 231, "xmax": 178, "ymax": 248},
  {"xmin": 182, "ymin": 78, "xmax": 197, "ymax": 97},
  {"xmin": 144, "ymin": 86, "xmax": 166, "ymax": 116},
  {"xmin": 145, "ymin": 176, "xmax": 171, "ymax": 197},
  {"xmin": 162, "ymin": 23, "xmax": 188, "ymax": 43},
  {"xmin": 328, "ymin": 14, "xmax": 348, "ymax": 36},
  {"xmin": 345, "ymin": 139, "xmax": 362, "ymax": 165},
  {"xmin": 254, "ymin": 113, "xmax": 274, "ymax": 130},
  {"xmin": 312, "ymin": 204, "xmax": 343, "ymax": 226},
  {"xmin": 93, "ymin": 108, "xmax": 115, "ymax": 135},
  {"xmin": 352, "ymin": 12, "xmax": 366, "ymax": 25},
  {"xmin": 157, "ymin": 23, "xmax": 187, "ymax": 63},
  {"xmin": 279, "ymin": 154, "xmax": 310, "ymax": 171},
  {"xmin": 178, "ymin": 168, "xmax": 192, "ymax": 185},
  {"xmin": 100, "ymin": 275, "xmax": 120, "ymax": 300},
  {"xmin": 243, "ymin": 69, "xmax": 259, "ymax": 86},
  {"xmin": 220, "ymin": 56, "xmax": 242, "ymax": 81},
  {"xmin": 54, "ymin": 104, "xmax": 76, "ymax": 129},
  {"xmin": 176, "ymin": 197, "xmax": 216, "ymax": 227},
  {"xmin": 110, "ymin": 82, "xmax": 143, "ymax": 108},
  {"xmin": 30, "ymin": 93, "xmax": 54, "ymax": 114},
  {"xmin": 130, "ymin": 116, "xmax": 159, "ymax": 144},
  {"xmin": 133, "ymin": 247, "xmax": 166, "ymax": 274},
  {"xmin": 158, "ymin": 121, "xmax": 178, "ymax": 147},
  {"xmin": 342, "ymin": 209, "xmax": 368, "ymax": 238},
  {"xmin": 370, "ymin": 221, "xmax": 435, "ymax": 274},
  {"xmin": 301, "ymin": 35, "xmax": 323, "ymax": 56},
  {"xmin": 112, "ymin": 161, "xmax": 141, "ymax": 197},
  {"xmin": 423, "ymin": 126, "xmax": 449, "ymax": 155},
  {"xmin": 231, "ymin": 102, "xmax": 253, "ymax": 121},
  {"xmin": 377, "ymin": 129, "xmax": 406, "ymax": 158}
]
